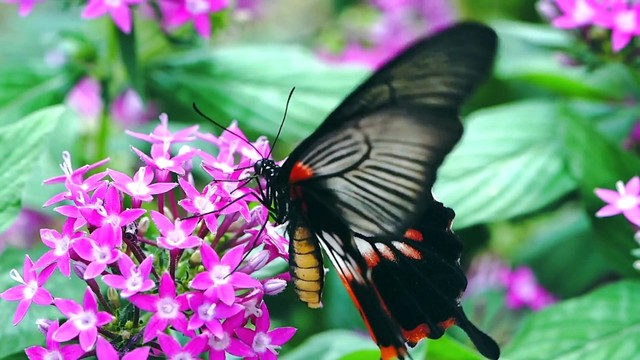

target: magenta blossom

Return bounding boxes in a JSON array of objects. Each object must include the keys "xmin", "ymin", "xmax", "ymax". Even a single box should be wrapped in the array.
[
  {"xmin": 129, "ymin": 272, "xmax": 189, "ymax": 342},
  {"xmin": 501, "ymin": 267, "xmax": 556, "ymax": 311},
  {"xmin": 109, "ymin": 167, "xmax": 177, "ymax": 204},
  {"xmin": 53, "ymin": 287, "xmax": 115, "ymax": 351},
  {"xmin": 186, "ymin": 292, "xmax": 243, "ymax": 335},
  {"xmin": 0, "ymin": 256, "xmax": 55, "ymax": 325},
  {"xmin": 82, "ymin": 0, "xmax": 143, "ymax": 34},
  {"xmin": 595, "ymin": 176, "xmax": 640, "ymax": 226},
  {"xmin": 552, "ymin": 0, "xmax": 603, "ymax": 28},
  {"xmin": 96, "ymin": 336, "xmax": 150, "ymax": 360},
  {"xmin": 149, "ymin": 210, "xmax": 202, "ymax": 250},
  {"xmin": 595, "ymin": 0, "xmax": 640, "ymax": 51},
  {"xmin": 25, "ymin": 321, "xmax": 84, "ymax": 360},
  {"xmin": 3, "ymin": 0, "xmax": 43, "ymax": 16},
  {"xmin": 110, "ymin": 88, "xmax": 155, "ymax": 127},
  {"xmin": 160, "ymin": 0, "xmax": 228, "ymax": 39},
  {"xmin": 102, "ymin": 255, "xmax": 155, "ymax": 298},
  {"xmin": 157, "ymin": 332, "xmax": 208, "ymax": 359},
  {"xmin": 65, "ymin": 77, "xmax": 103, "ymax": 127},
  {"xmin": 36, "ymin": 219, "xmax": 86, "ymax": 277},
  {"xmin": 236, "ymin": 303, "xmax": 297, "ymax": 359},
  {"xmin": 190, "ymin": 244, "xmax": 261, "ymax": 305},
  {"xmin": 206, "ymin": 313, "xmax": 254, "ymax": 359},
  {"xmin": 72, "ymin": 226, "xmax": 121, "ymax": 279}
]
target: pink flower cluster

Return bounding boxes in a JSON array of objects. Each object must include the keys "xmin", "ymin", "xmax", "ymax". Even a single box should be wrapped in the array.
[
  {"xmin": 0, "ymin": 114, "xmax": 295, "ymax": 359},
  {"xmin": 319, "ymin": 0, "xmax": 457, "ymax": 69},
  {"xmin": 546, "ymin": 0, "xmax": 640, "ymax": 52},
  {"xmin": 3, "ymin": 0, "xmax": 229, "ymax": 38},
  {"xmin": 595, "ymin": 176, "xmax": 640, "ymax": 270}
]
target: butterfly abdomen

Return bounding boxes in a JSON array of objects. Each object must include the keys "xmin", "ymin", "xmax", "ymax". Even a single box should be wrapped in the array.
[{"xmin": 289, "ymin": 225, "xmax": 324, "ymax": 309}]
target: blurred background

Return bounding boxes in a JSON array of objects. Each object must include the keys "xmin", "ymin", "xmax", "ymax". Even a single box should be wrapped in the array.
[{"xmin": 0, "ymin": 0, "xmax": 639, "ymax": 359}]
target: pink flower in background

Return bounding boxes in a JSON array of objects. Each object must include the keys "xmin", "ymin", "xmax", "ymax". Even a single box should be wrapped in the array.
[
  {"xmin": 595, "ymin": 0, "xmax": 640, "ymax": 51},
  {"xmin": 3, "ymin": 0, "xmax": 43, "ymax": 16},
  {"xmin": 0, "ymin": 209, "xmax": 52, "ymax": 253},
  {"xmin": 65, "ymin": 77, "xmax": 103, "ymax": 127},
  {"xmin": 110, "ymin": 88, "xmax": 156, "ymax": 127},
  {"xmin": 552, "ymin": 0, "xmax": 603, "ymax": 28},
  {"xmin": 501, "ymin": 267, "xmax": 556, "ymax": 311},
  {"xmin": 595, "ymin": 176, "xmax": 640, "ymax": 225},
  {"xmin": 160, "ymin": 0, "xmax": 228, "ymax": 39},
  {"xmin": 82, "ymin": 0, "xmax": 143, "ymax": 34}
]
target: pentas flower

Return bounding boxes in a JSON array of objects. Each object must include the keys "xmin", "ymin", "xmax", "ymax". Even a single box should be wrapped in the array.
[
  {"xmin": 3, "ymin": 0, "xmax": 43, "ymax": 16},
  {"xmin": 501, "ymin": 267, "xmax": 557, "ymax": 311},
  {"xmin": 110, "ymin": 88, "xmax": 155, "ymax": 128},
  {"xmin": 160, "ymin": 0, "xmax": 228, "ymax": 39},
  {"xmin": 82, "ymin": 0, "xmax": 143, "ymax": 34},
  {"xmin": 236, "ymin": 303, "xmax": 297, "ymax": 360},
  {"xmin": 53, "ymin": 287, "xmax": 115, "ymax": 351},
  {"xmin": 1, "ymin": 113, "xmax": 295, "ymax": 358},
  {"xmin": 25, "ymin": 321, "xmax": 85, "ymax": 360},
  {"xmin": 595, "ymin": 176, "xmax": 640, "ymax": 225},
  {"xmin": 0, "ymin": 256, "xmax": 55, "ymax": 325},
  {"xmin": 595, "ymin": 0, "xmax": 640, "ymax": 51},
  {"xmin": 552, "ymin": 0, "xmax": 602, "ymax": 28},
  {"xmin": 65, "ymin": 77, "xmax": 103, "ymax": 128}
]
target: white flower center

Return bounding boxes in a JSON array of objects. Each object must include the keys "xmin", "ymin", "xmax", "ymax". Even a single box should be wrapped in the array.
[
  {"xmin": 616, "ymin": 195, "xmax": 638, "ymax": 210},
  {"xmin": 615, "ymin": 10, "xmax": 637, "ymax": 33},
  {"xmin": 23, "ymin": 280, "xmax": 38, "ymax": 300},
  {"xmin": 194, "ymin": 196, "xmax": 215, "ymax": 213},
  {"xmin": 125, "ymin": 272, "xmax": 143, "ymax": 291},
  {"xmin": 127, "ymin": 181, "xmax": 150, "ymax": 196},
  {"xmin": 253, "ymin": 332, "xmax": 274, "ymax": 353},
  {"xmin": 573, "ymin": 0, "xmax": 595, "ymax": 24},
  {"xmin": 170, "ymin": 353, "xmax": 195, "ymax": 360},
  {"xmin": 198, "ymin": 302, "xmax": 217, "ymax": 322},
  {"xmin": 166, "ymin": 229, "xmax": 186, "ymax": 246},
  {"xmin": 93, "ymin": 245, "xmax": 112, "ymax": 263},
  {"xmin": 43, "ymin": 351, "xmax": 63, "ymax": 360},
  {"xmin": 105, "ymin": 0, "xmax": 122, "ymax": 7},
  {"xmin": 156, "ymin": 297, "xmax": 179, "ymax": 319},
  {"xmin": 515, "ymin": 282, "xmax": 536, "ymax": 301},
  {"xmin": 209, "ymin": 332, "xmax": 230, "ymax": 350},
  {"xmin": 210, "ymin": 265, "xmax": 230, "ymax": 285},
  {"xmin": 186, "ymin": 0, "xmax": 210, "ymax": 14},
  {"xmin": 155, "ymin": 157, "xmax": 175, "ymax": 170},
  {"xmin": 72, "ymin": 311, "xmax": 97, "ymax": 331},
  {"xmin": 54, "ymin": 235, "xmax": 71, "ymax": 256}
]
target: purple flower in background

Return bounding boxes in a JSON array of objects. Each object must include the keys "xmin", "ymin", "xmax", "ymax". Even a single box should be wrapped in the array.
[
  {"xmin": 595, "ymin": 0, "xmax": 640, "ymax": 51},
  {"xmin": 3, "ymin": 0, "xmax": 43, "ymax": 16},
  {"xmin": 65, "ymin": 77, "xmax": 103, "ymax": 128},
  {"xmin": 53, "ymin": 287, "xmax": 115, "ymax": 351},
  {"xmin": 110, "ymin": 88, "xmax": 155, "ymax": 127},
  {"xmin": 595, "ymin": 176, "xmax": 640, "ymax": 226},
  {"xmin": 502, "ymin": 267, "xmax": 556, "ymax": 311},
  {"xmin": 0, "ymin": 256, "xmax": 55, "ymax": 325},
  {"xmin": 0, "ymin": 208, "xmax": 52, "ymax": 253},
  {"xmin": 82, "ymin": 0, "xmax": 143, "ymax": 34},
  {"xmin": 25, "ymin": 321, "xmax": 85, "ymax": 360},
  {"xmin": 160, "ymin": 0, "xmax": 228, "ymax": 39}
]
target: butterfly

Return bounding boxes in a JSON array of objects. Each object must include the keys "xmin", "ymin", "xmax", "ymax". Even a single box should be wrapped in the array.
[{"xmin": 252, "ymin": 22, "xmax": 500, "ymax": 360}]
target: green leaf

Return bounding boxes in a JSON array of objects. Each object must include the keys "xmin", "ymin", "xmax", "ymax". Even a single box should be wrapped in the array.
[
  {"xmin": 434, "ymin": 100, "xmax": 576, "ymax": 228},
  {"xmin": 147, "ymin": 45, "xmax": 368, "ymax": 148},
  {"xmin": 0, "ymin": 246, "xmax": 85, "ymax": 357},
  {"xmin": 0, "ymin": 106, "xmax": 67, "ymax": 233},
  {"xmin": 562, "ymin": 106, "xmax": 640, "ymax": 276},
  {"xmin": 425, "ymin": 335, "xmax": 485, "ymax": 360},
  {"xmin": 503, "ymin": 280, "xmax": 640, "ymax": 360},
  {"xmin": 280, "ymin": 330, "xmax": 377, "ymax": 360}
]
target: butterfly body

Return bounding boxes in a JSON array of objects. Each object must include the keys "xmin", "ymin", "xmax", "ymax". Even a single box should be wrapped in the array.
[{"xmin": 254, "ymin": 22, "xmax": 500, "ymax": 360}]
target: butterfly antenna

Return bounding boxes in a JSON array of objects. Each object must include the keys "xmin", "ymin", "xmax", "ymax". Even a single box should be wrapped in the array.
[
  {"xmin": 192, "ymin": 103, "xmax": 263, "ymax": 158},
  {"xmin": 266, "ymin": 87, "xmax": 295, "ymax": 159}
]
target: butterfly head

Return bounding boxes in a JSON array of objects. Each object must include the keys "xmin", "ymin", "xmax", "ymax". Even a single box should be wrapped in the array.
[{"xmin": 254, "ymin": 159, "xmax": 279, "ymax": 180}]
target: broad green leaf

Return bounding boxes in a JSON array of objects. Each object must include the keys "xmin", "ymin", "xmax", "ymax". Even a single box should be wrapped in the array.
[
  {"xmin": 434, "ymin": 100, "xmax": 576, "ymax": 228},
  {"xmin": 425, "ymin": 335, "xmax": 485, "ymax": 360},
  {"xmin": 0, "ymin": 246, "xmax": 84, "ymax": 357},
  {"xmin": 503, "ymin": 280, "xmax": 640, "ymax": 360},
  {"xmin": 280, "ymin": 330, "xmax": 377, "ymax": 360},
  {"xmin": 147, "ymin": 45, "xmax": 367, "ymax": 148},
  {"xmin": 562, "ymin": 107, "xmax": 640, "ymax": 276},
  {"xmin": 0, "ymin": 106, "xmax": 67, "ymax": 233}
]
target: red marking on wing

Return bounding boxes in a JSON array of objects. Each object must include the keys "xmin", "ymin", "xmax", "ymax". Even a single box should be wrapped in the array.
[
  {"xmin": 438, "ymin": 317, "xmax": 457, "ymax": 330},
  {"xmin": 289, "ymin": 161, "xmax": 314, "ymax": 183},
  {"xmin": 380, "ymin": 345, "xmax": 406, "ymax": 360},
  {"xmin": 404, "ymin": 228, "xmax": 423, "ymax": 242},
  {"xmin": 402, "ymin": 324, "xmax": 430, "ymax": 346}
]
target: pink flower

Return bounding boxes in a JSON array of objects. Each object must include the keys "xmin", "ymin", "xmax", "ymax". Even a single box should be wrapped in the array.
[
  {"xmin": 186, "ymin": 292, "xmax": 243, "ymax": 335},
  {"xmin": 110, "ymin": 88, "xmax": 155, "ymax": 127},
  {"xmin": 149, "ymin": 210, "xmax": 202, "ymax": 250},
  {"xmin": 0, "ymin": 256, "xmax": 55, "ymax": 325},
  {"xmin": 95, "ymin": 336, "xmax": 150, "ymax": 360},
  {"xmin": 108, "ymin": 167, "xmax": 177, "ymax": 204},
  {"xmin": 73, "ymin": 226, "xmax": 121, "ymax": 279},
  {"xmin": 126, "ymin": 113, "xmax": 199, "ymax": 152},
  {"xmin": 595, "ymin": 0, "xmax": 640, "ymax": 52},
  {"xmin": 552, "ymin": 0, "xmax": 603, "ymax": 28},
  {"xmin": 595, "ymin": 176, "xmax": 640, "ymax": 226},
  {"xmin": 102, "ymin": 255, "xmax": 155, "ymax": 298},
  {"xmin": 129, "ymin": 273, "xmax": 190, "ymax": 342},
  {"xmin": 502, "ymin": 267, "xmax": 556, "ymax": 311},
  {"xmin": 190, "ymin": 244, "xmax": 261, "ymax": 305},
  {"xmin": 25, "ymin": 321, "xmax": 84, "ymax": 360},
  {"xmin": 53, "ymin": 287, "xmax": 115, "ymax": 351},
  {"xmin": 205, "ymin": 313, "xmax": 254, "ymax": 359},
  {"xmin": 65, "ymin": 77, "xmax": 104, "ymax": 126},
  {"xmin": 157, "ymin": 332, "xmax": 208, "ymax": 359},
  {"xmin": 82, "ymin": 0, "xmax": 143, "ymax": 34},
  {"xmin": 36, "ymin": 219, "xmax": 86, "ymax": 277},
  {"xmin": 3, "ymin": 0, "xmax": 43, "ymax": 16},
  {"xmin": 160, "ymin": 0, "xmax": 228, "ymax": 39},
  {"xmin": 236, "ymin": 303, "xmax": 297, "ymax": 359}
]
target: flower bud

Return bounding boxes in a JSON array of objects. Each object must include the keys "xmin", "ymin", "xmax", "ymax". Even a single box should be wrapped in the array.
[{"xmin": 263, "ymin": 278, "xmax": 287, "ymax": 295}]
